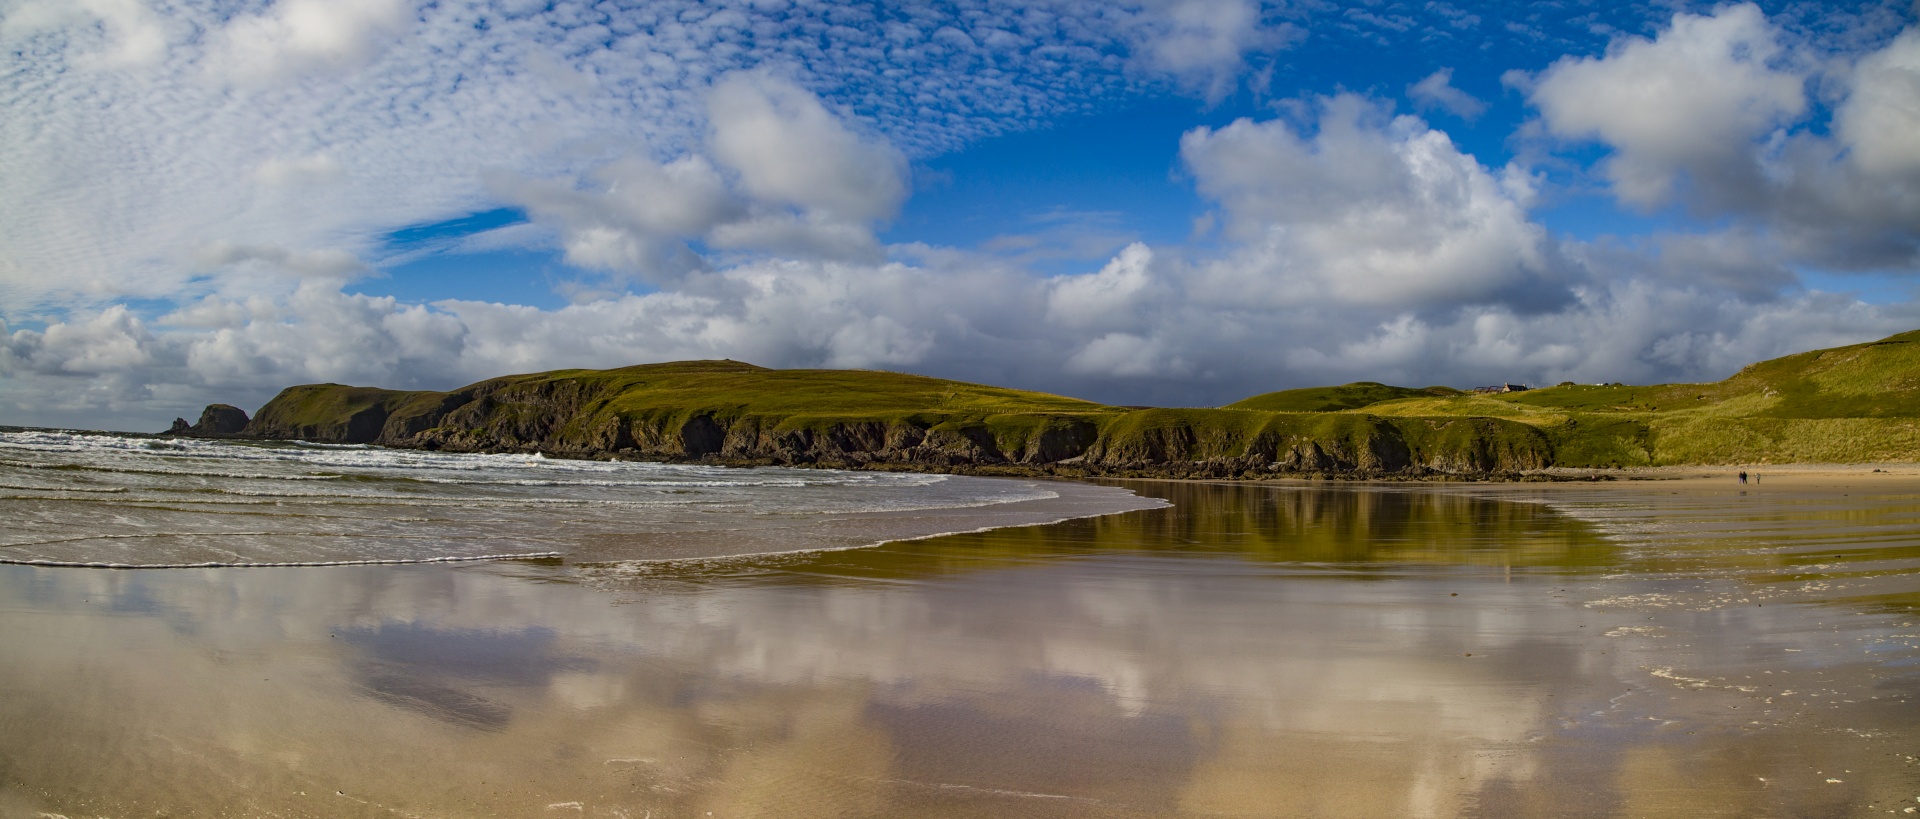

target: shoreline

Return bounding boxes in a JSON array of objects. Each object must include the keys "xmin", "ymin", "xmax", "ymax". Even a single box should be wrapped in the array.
[
  {"xmin": 1096, "ymin": 460, "xmax": 1920, "ymax": 487},
  {"xmin": 0, "ymin": 426, "xmax": 1170, "ymax": 568},
  {"xmin": 18, "ymin": 424, "xmax": 1920, "ymax": 485}
]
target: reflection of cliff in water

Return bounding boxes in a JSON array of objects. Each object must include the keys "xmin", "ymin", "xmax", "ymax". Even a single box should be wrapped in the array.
[
  {"xmin": 620, "ymin": 481, "xmax": 1620, "ymax": 589},
  {"xmin": 1098, "ymin": 481, "xmax": 1617, "ymax": 568}
]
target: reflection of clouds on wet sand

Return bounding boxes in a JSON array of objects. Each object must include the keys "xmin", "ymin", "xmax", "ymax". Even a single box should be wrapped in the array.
[
  {"xmin": 0, "ymin": 557, "xmax": 1594, "ymax": 817},
  {"xmin": 608, "ymin": 563, "xmax": 1574, "ymax": 817}
]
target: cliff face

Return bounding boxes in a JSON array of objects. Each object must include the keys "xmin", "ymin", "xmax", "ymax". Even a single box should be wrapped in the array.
[{"xmin": 216, "ymin": 365, "xmax": 1557, "ymax": 478}]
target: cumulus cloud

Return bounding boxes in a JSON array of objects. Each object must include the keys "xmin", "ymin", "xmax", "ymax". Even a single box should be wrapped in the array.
[
  {"xmin": 1407, "ymin": 68, "xmax": 1487, "ymax": 120},
  {"xmin": 490, "ymin": 155, "xmax": 734, "ymax": 284},
  {"xmin": 1528, "ymin": 3, "xmax": 1807, "ymax": 208},
  {"xmin": 1523, "ymin": 5, "xmax": 1920, "ymax": 271},
  {"xmin": 1046, "ymin": 242, "xmax": 1159, "ymax": 330},
  {"xmin": 491, "ymin": 72, "xmax": 913, "ymax": 284},
  {"xmin": 707, "ymin": 73, "xmax": 908, "ymax": 226},
  {"xmin": 1179, "ymin": 95, "xmax": 1562, "ymax": 311},
  {"xmin": 10, "ymin": 234, "xmax": 1911, "ymax": 431},
  {"xmin": 1837, "ymin": 29, "xmax": 1920, "ymax": 179}
]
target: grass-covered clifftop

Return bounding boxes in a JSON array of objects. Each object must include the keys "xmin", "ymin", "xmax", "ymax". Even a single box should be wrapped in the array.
[
  {"xmin": 1307, "ymin": 329, "xmax": 1920, "ymax": 466},
  {"xmin": 236, "ymin": 359, "xmax": 1548, "ymax": 476},
  {"xmin": 222, "ymin": 329, "xmax": 1920, "ymax": 476},
  {"xmin": 1226, "ymin": 382, "xmax": 1463, "ymax": 413}
]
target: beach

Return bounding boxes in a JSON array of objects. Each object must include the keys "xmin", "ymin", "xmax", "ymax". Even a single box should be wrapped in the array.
[{"xmin": 2, "ymin": 452, "xmax": 1917, "ymax": 816}]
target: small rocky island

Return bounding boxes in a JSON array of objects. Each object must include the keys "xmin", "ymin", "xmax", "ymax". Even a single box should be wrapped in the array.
[{"xmin": 167, "ymin": 329, "xmax": 1920, "ymax": 478}]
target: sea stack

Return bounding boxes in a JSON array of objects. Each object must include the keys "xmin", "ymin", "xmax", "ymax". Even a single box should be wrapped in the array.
[{"xmin": 168, "ymin": 404, "xmax": 251, "ymax": 437}]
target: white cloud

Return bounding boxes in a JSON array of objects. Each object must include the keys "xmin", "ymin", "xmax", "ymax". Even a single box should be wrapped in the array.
[
  {"xmin": 490, "ymin": 155, "xmax": 734, "ymax": 282},
  {"xmin": 1065, "ymin": 332, "xmax": 1170, "ymax": 378},
  {"xmin": 1046, "ymin": 242, "xmax": 1158, "ymax": 330},
  {"xmin": 253, "ymin": 154, "xmax": 345, "ymax": 189},
  {"xmin": 8, "ymin": 0, "xmax": 1301, "ymax": 321},
  {"xmin": 491, "ymin": 73, "xmax": 914, "ymax": 281},
  {"xmin": 9, "ymin": 219, "xmax": 1912, "ymax": 431},
  {"xmin": 1407, "ymin": 68, "xmax": 1487, "ymax": 120},
  {"xmin": 1835, "ymin": 28, "xmax": 1920, "ymax": 181},
  {"xmin": 1527, "ymin": 3, "xmax": 1806, "ymax": 207},
  {"xmin": 1522, "ymin": 6, "xmax": 1920, "ymax": 271},
  {"xmin": 10, "ymin": 306, "xmax": 156, "ymax": 375},
  {"xmin": 707, "ymin": 73, "xmax": 908, "ymax": 225},
  {"xmin": 0, "ymin": 0, "xmax": 175, "ymax": 68},
  {"xmin": 206, "ymin": 0, "xmax": 415, "ymax": 82},
  {"xmin": 1179, "ymin": 95, "xmax": 1561, "ymax": 310},
  {"xmin": 1126, "ymin": 0, "xmax": 1291, "ymax": 99},
  {"xmin": 192, "ymin": 242, "xmax": 367, "ymax": 280}
]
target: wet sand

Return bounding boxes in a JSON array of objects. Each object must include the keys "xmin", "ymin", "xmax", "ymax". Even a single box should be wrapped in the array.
[{"xmin": 2, "ymin": 475, "xmax": 1918, "ymax": 817}]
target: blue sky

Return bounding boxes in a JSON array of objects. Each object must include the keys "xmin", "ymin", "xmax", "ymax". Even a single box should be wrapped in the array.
[{"xmin": 3, "ymin": 0, "xmax": 1919, "ymax": 429}]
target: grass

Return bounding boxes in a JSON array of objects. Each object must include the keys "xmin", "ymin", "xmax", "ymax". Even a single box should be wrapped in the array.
[
  {"xmin": 1286, "ymin": 329, "xmax": 1920, "ymax": 465},
  {"xmin": 243, "ymin": 329, "xmax": 1920, "ymax": 469},
  {"xmin": 1226, "ymin": 382, "xmax": 1462, "ymax": 413}
]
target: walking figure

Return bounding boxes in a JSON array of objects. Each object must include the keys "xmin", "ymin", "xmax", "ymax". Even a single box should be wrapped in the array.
[{"xmin": 1738, "ymin": 471, "xmax": 1748, "ymax": 484}]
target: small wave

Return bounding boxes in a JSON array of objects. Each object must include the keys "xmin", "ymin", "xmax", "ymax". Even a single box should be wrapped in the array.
[
  {"xmin": 1, "ymin": 430, "xmax": 951, "ymax": 489},
  {"xmin": 800, "ymin": 487, "xmax": 1062, "ymax": 514},
  {"xmin": 403, "ymin": 475, "xmax": 822, "ymax": 488},
  {"xmin": 0, "ymin": 483, "xmax": 128, "ymax": 494},
  {"xmin": 0, "ymin": 551, "xmax": 564, "ymax": 569},
  {"xmin": 32, "ymin": 493, "xmax": 691, "ymax": 510},
  {"xmin": 0, "ymin": 455, "xmax": 346, "ymax": 482}
]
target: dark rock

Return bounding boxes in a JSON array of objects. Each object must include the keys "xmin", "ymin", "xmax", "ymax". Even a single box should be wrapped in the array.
[
  {"xmin": 342, "ymin": 404, "xmax": 389, "ymax": 443},
  {"xmin": 193, "ymin": 404, "xmax": 251, "ymax": 435},
  {"xmin": 680, "ymin": 415, "xmax": 725, "ymax": 457},
  {"xmin": 170, "ymin": 405, "xmax": 249, "ymax": 437}
]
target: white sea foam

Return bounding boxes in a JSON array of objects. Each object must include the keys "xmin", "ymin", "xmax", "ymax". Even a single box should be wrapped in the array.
[{"xmin": 0, "ymin": 429, "xmax": 1143, "ymax": 568}]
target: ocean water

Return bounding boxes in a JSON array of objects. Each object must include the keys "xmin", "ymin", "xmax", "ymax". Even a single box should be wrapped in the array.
[{"xmin": 0, "ymin": 429, "xmax": 1161, "ymax": 567}]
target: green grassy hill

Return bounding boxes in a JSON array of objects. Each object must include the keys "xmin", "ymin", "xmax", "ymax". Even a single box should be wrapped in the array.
[
  {"xmin": 226, "ymin": 329, "xmax": 1920, "ymax": 475},
  {"xmin": 1227, "ymin": 382, "xmax": 1463, "ymax": 413},
  {"xmin": 1265, "ymin": 329, "xmax": 1920, "ymax": 466},
  {"xmin": 248, "ymin": 360, "xmax": 1127, "ymax": 464}
]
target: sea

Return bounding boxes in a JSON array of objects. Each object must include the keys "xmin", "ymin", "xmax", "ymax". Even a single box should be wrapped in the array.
[{"xmin": 0, "ymin": 428, "xmax": 1163, "ymax": 567}]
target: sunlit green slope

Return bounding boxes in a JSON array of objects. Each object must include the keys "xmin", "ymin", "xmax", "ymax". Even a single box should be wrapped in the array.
[{"xmin": 1250, "ymin": 330, "xmax": 1920, "ymax": 466}]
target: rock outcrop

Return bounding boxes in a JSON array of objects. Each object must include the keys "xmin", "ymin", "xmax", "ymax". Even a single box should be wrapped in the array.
[{"xmin": 163, "ymin": 404, "xmax": 251, "ymax": 437}]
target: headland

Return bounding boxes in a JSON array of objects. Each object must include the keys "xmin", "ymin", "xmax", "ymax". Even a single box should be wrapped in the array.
[{"xmin": 165, "ymin": 329, "xmax": 1920, "ymax": 480}]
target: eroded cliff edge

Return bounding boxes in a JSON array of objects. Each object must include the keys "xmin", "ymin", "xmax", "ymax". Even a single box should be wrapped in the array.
[
  {"xmin": 189, "ymin": 360, "xmax": 1554, "ymax": 479},
  {"xmin": 166, "ymin": 329, "xmax": 1920, "ymax": 475}
]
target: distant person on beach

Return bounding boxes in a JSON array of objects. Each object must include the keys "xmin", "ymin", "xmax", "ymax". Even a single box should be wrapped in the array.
[{"xmin": 1739, "ymin": 471, "xmax": 1748, "ymax": 484}]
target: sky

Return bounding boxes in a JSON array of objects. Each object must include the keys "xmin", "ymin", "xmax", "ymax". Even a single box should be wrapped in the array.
[{"xmin": 3, "ymin": 0, "xmax": 1920, "ymax": 431}]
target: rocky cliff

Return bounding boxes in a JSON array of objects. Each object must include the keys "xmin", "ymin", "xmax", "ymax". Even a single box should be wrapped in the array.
[{"xmin": 199, "ymin": 361, "xmax": 1558, "ymax": 478}]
